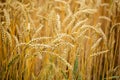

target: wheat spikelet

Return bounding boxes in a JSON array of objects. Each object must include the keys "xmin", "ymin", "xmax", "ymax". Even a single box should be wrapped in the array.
[
  {"xmin": 30, "ymin": 37, "xmax": 52, "ymax": 43},
  {"xmin": 62, "ymin": 14, "xmax": 72, "ymax": 26},
  {"xmin": 81, "ymin": 8, "xmax": 97, "ymax": 14},
  {"xmin": 32, "ymin": 24, "xmax": 43, "ymax": 38},
  {"xmin": 73, "ymin": 10, "xmax": 82, "ymax": 18},
  {"xmin": 99, "ymin": 16, "xmax": 111, "ymax": 22},
  {"xmin": 27, "ymin": 23, "xmax": 31, "ymax": 31},
  {"xmin": 54, "ymin": 41, "xmax": 74, "ymax": 48},
  {"xmin": 90, "ymin": 50, "xmax": 109, "ymax": 57},
  {"xmin": 77, "ymin": 29, "xmax": 89, "ymax": 39},
  {"xmin": 28, "ymin": 44, "xmax": 52, "ymax": 49},
  {"xmin": 5, "ymin": 31, "xmax": 12, "ymax": 47},
  {"xmin": 3, "ymin": 9, "xmax": 10, "ymax": 29},
  {"xmin": 52, "ymin": 33, "xmax": 75, "ymax": 43},
  {"xmin": 98, "ymin": 27, "xmax": 107, "ymax": 44},
  {"xmin": 55, "ymin": 0, "xmax": 67, "ymax": 5},
  {"xmin": 12, "ymin": 35, "xmax": 20, "ymax": 54},
  {"xmin": 110, "ymin": 23, "xmax": 120, "ymax": 33},
  {"xmin": 58, "ymin": 33, "xmax": 75, "ymax": 40},
  {"xmin": 1, "ymin": 28, "xmax": 6, "ymax": 43},
  {"xmin": 65, "ymin": 18, "xmax": 75, "ymax": 31},
  {"xmin": 56, "ymin": 14, "xmax": 61, "ymax": 33},
  {"xmin": 72, "ymin": 18, "xmax": 88, "ymax": 32},
  {"xmin": 91, "ymin": 37, "xmax": 102, "ymax": 51},
  {"xmin": 16, "ymin": 1, "xmax": 28, "ymax": 28},
  {"xmin": 80, "ymin": 24, "xmax": 100, "ymax": 34}
]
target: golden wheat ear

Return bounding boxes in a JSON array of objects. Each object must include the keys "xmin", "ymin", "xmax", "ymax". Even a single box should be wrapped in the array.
[{"xmin": 0, "ymin": 0, "xmax": 120, "ymax": 80}]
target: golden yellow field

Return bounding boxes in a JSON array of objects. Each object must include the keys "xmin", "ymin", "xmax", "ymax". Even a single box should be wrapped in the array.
[{"xmin": 0, "ymin": 0, "xmax": 120, "ymax": 80}]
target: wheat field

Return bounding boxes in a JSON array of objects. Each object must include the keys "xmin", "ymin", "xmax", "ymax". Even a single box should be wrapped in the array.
[{"xmin": 0, "ymin": 0, "xmax": 120, "ymax": 80}]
